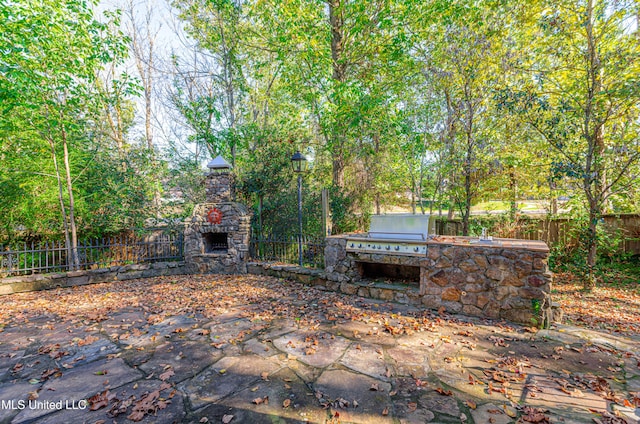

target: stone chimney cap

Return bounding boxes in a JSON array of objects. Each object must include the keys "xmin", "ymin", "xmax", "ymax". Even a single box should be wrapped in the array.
[{"xmin": 207, "ymin": 155, "xmax": 232, "ymax": 170}]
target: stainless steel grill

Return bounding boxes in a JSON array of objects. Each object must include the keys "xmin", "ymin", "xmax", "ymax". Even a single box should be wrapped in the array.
[{"xmin": 346, "ymin": 214, "xmax": 435, "ymax": 256}]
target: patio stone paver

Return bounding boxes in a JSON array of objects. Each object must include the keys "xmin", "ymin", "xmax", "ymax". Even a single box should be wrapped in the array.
[
  {"xmin": 12, "ymin": 357, "xmax": 142, "ymax": 422},
  {"xmin": 272, "ymin": 331, "xmax": 351, "ymax": 368},
  {"xmin": 470, "ymin": 403, "xmax": 514, "ymax": 424},
  {"xmin": 314, "ymin": 369, "xmax": 393, "ymax": 424},
  {"xmin": 339, "ymin": 342, "xmax": 390, "ymax": 381},
  {"xmin": 178, "ymin": 355, "xmax": 282, "ymax": 410},
  {"xmin": 0, "ymin": 383, "xmax": 33, "ymax": 424},
  {"xmin": 33, "ymin": 378, "xmax": 187, "ymax": 424},
  {"xmin": 138, "ymin": 340, "xmax": 222, "ymax": 383},
  {"xmin": 1, "ymin": 274, "xmax": 639, "ymax": 423}
]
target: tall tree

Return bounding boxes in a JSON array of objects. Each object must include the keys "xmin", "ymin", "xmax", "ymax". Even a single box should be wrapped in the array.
[
  {"xmin": 503, "ymin": 0, "xmax": 640, "ymax": 288},
  {"xmin": 173, "ymin": 0, "xmax": 246, "ymax": 165},
  {"xmin": 0, "ymin": 0, "xmax": 128, "ymax": 263}
]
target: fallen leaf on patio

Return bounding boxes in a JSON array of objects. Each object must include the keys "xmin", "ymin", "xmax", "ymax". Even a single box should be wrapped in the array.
[
  {"xmin": 253, "ymin": 396, "xmax": 268, "ymax": 405},
  {"xmin": 94, "ymin": 370, "xmax": 108, "ymax": 376},
  {"xmin": 521, "ymin": 406, "xmax": 550, "ymax": 423},
  {"xmin": 222, "ymin": 415, "xmax": 234, "ymax": 423},
  {"xmin": 570, "ymin": 388, "xmax": 584, "ymax": 398},
  {"xmin": 283, "ymin": 399, "xmax": 291, "ymax": 408},
  {"xmin": 382, "ymin": 407, "xmax": 389, "ymax": 416},
  {"xmin": 40, "ymin": 368, "xmax": 61, "ymax": 381},
  {"xmin": 199, "ymin": 417, "xmax": 209, "ymax": 423},
  {"xmin": 88, "ymin": 390, "xmax": 113, "ymax": 411},
  {"xmin": 465, "ymin": 400, "xmax": 477, "ymax": 410},
  {"xmin": 107, "ymin": 395, "xmax": 134, "ymax": 417},
  {"xmin": 370, "ymin": 383, "xmax": 380, "ymax": 391},
  {"xmin": 503, "ymin": 404, "xmax": 517, "ymax": 417},
  {"xmin": 159, "ymin": 368, "xmax": 174, "ymax": 381},
  {"xmin": 77, "ymin": 335, "xmax": 100, "ymax": 346},
  {"xmin": 127, "ymin": 411, "xmax": 146, "ymax": 422},
  {"xmin": 408, "ymin": 402, "xmax": 417, "ymax": 412},
  {"xmin": 436, "ymin": 387, "xmax": 453, "ymax": 396}
]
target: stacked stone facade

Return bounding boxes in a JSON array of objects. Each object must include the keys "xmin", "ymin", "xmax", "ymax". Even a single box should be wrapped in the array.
[
  {"xmin": 184, "ymin": 168, "xmax": 251, "ymax": 274},
  {"xmin": 325, "ymin": 235, "xmax": 552, "ymax": 325},
  {"xmin": 205, "ymin": 171, "xmax": 232, "ymax": 203},
  {"xmin": 419, "ymin": 242, "xmax": 551, "ymax": 325}
]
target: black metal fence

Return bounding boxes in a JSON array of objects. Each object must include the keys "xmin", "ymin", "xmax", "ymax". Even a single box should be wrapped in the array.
[
  {"xmin": 249, "ymin": 234, "xmax": 325, "ymax": 268},
  {"xmin": 0, "ymin": 233, "xmax": 183, "ymax": 277}
]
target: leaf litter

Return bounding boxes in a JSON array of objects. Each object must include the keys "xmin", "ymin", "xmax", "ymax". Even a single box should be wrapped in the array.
[{"xmin": 1, "ymin": 273, "xmax": 639, "ymax": 422}]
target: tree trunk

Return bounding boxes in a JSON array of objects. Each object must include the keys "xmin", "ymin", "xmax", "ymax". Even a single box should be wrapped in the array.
[
  {"xmin": 462, "ymin": 130, "xmax": 474, "ymax": 236},
  {"xmin": 549, "ymin": 178, "xmax": 558, "ymax": 215},
  {"xmin": 329, "ymin": 0, "xmax": 346, "ymax": 188},
  {"xmin": 128, "ymin": 0, "xmax": 161, "ymax": 215},
  {"xmin": 48, "ymin": 139, "xmax": 73, "ymax": 271},
  {"xmin": 585, "ymin": 200, "xmax": 600, "ymax": 291},
  {"xmin": 60, "ymin": 115, "xmax": 79, "ymax": 270},
  {"xmin": 462, "ymin": 170, "xmax": 471, "ymax": 236},
  {"xmin": 509, "ymin": 166, "xmax": 517, "ymax": 220},
  {"xmin": 583, "ymin": 0, "xmax": 604, "ymax": 291}
]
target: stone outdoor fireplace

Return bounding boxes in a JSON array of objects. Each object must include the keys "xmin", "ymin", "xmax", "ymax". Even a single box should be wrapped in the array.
[{"xmin": 184, "ymin": 156, "xmax": 251, "ymax": 274}]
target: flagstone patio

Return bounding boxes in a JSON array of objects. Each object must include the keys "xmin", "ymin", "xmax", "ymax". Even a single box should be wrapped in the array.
[{"xmin": 0, "ymin": 274, "xmax": 638, "ymax": 423}]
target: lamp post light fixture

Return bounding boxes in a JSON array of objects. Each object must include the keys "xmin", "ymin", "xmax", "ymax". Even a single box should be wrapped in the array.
[{"xmin": 291, "ymin": 151, "xmax": 308, "ymax": 266}]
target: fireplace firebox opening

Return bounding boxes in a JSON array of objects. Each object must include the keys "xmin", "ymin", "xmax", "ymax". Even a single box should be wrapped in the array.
[
  {"xmin": 356, "ymin": 261, "xmax": 420, "ymax": 283},
  {"xmin": 203, "ymin": 232, "xmax": 228, "ymax": 253}
]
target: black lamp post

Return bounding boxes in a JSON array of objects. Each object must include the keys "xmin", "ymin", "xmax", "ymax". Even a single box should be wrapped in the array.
[{"xmin": 291, "ymin": 151, "xmax": 308, "ymax": 266}]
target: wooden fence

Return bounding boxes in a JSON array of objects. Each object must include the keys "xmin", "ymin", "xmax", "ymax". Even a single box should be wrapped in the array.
[{"xmin": 435, "ymin": 214, "xmax": 640, "ymax": 255}]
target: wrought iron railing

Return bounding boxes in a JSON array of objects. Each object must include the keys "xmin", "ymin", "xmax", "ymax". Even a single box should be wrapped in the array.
[
  {"xmin": 250, "ymin": 234, "xmax": 325, "ymax": 268},
  {"xmin": 0, "ymin": 233, "xmax": 183, "ymax": 277}
]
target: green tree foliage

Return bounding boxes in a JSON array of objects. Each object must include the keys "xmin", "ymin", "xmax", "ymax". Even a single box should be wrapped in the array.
[
  {"xmin": 2, "ymin": 0, "xmax": 639, "ymax": 282},
  {"xmin": 499, "ymin": 0, "xmax": 640, "ymax": 288},
  {"xmin": 0, "ymin": 0, "xmax": 154, "ymax": 249}
]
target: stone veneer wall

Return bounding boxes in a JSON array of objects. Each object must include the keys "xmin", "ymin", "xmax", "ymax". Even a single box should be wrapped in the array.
[
  {"xmin": 183, "ymin": 202, "xmax": 251, "ymax": 274},
  {"xmin": 205, "ymin": 171, "xmax": 233, "ymax": 203},
  {"xmin": 420, "ymin": 242, "xmax": 551, "ymax": 325},
  {"xmin": 324, "ymin": 235, "xmax": 552, "ymax": 325},
  {"xmin": 0, "ymin": 262, "xmax": 195, "ymax": 296}
]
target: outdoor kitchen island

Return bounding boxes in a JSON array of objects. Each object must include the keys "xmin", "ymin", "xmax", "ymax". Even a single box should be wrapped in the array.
[{"xmin": 324, "ymin": 215, "xmax": 553, "ymax": 325}]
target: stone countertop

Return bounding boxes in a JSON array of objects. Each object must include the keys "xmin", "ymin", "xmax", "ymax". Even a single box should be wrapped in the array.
[
  {"xmin": 425, "ymin": 236, "xmax": 550, "ymax": 252},
  {"xmin": 328, "ymin": 233, "xmax": 550, "ymax": 253}
]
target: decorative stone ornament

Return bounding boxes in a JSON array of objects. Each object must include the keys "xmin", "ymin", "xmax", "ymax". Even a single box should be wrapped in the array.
[{"xmin": 207, "ymin": 208, "xmax": 223, "ymax": 225}]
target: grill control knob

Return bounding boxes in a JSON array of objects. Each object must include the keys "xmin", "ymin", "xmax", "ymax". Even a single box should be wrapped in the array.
[
  {"xmin": 394, "ymin": 246, "xmax": 400, "ymax": 251},
  {"xmin": 350, "ymin": 243, "xmax": 354, "ymax": 248},
  {"xmin": 358, "ymin": 244, "xmax": 362, "ymax": 248},
  {"xmin": 414, "ymin": 247, "xmax": 419, "ymax": 252},
  {"xmin": 385, "ymin": 245, "xmax": 390, "ymax": 250}
]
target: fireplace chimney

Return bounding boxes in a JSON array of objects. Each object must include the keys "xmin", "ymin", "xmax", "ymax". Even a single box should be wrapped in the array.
[
  {"xmin": 183, "ymin": 155, "xmax": 251, "ymax": 274},
  {"xmin": 205, "ymin": 155, "xmax": 233, "ymax": 203}
]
